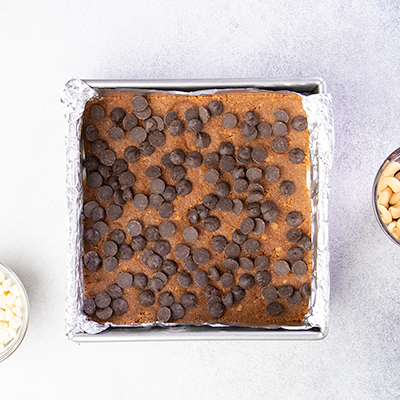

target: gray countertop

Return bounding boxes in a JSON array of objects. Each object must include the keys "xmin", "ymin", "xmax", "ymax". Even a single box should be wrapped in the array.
[{"xmin": 0, "ymin": 1, "xmax": 399, "ymax": 398}]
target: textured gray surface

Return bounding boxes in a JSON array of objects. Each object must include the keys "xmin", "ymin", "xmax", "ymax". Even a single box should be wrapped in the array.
[{"xmin": 1, "ymin": 0, "xmax": 400, "ymax": 398}]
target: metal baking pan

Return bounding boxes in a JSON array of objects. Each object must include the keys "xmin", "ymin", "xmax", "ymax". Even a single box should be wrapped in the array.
[{"xmin": 65, "ymin": 77, "xmax": 332, "ymax": 341}]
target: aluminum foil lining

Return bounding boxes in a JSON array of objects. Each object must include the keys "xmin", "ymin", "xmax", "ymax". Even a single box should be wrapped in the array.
[{"xmin": 62, "ymin": 78, "xmax": 333, "ymax": 339}]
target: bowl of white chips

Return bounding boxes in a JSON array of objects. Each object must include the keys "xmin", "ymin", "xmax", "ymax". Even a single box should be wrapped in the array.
[{"xmin": 0, "ymin": 262, "xmax": 29, "ymax": 362}]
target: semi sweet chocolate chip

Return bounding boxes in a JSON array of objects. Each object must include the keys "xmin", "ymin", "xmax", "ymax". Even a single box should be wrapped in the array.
[
  {"xmin": 150, "ymin": 178, "xmax": 166, "ymax": 195},
  {"xmin": 124, "ymin": 146, "xmax": 140, "ymax": 163},
  {"xmin": 157, "ymin": 307, "xmax": 172, "ymax": 322},
  {"xmin": 204, "ymin": 152, "xmax": 219, "ymax": 167},
  {"xmin": 233, "ymin": 179, "xmax": 248, "ymax": 193},
  {"xmin": 217, "ymin": 142, "xmax": 234, "ymax": 157},
  {"xmin": 90, "ymin": 104, "xmax": 104, "ymax": 121},
  {"xmin": 143, "ymin": 117, "xmax": 157, "ymax": 133},
  {"xmin": 99, "ymin": 150, "xmax": 116, "ymax": 167},
  {"xmin": 217, "ymin": 198, "xmax": 233, "ymax": 212},
  {"xmin": 148, "ymin": 130, "xmax": 165, "ymax": 147},
  {"xmin": 222, "ymin": 291, "xmax": 234, "ymax": 308},
  {"xmin": 288, "ymin": 247, "xmax": 303, "ymax": 262},
  {"xmin": 194, "ymin": 132, "xmax": 211, "ymax": 148},
  {"xmin": 159, "ymin": 292, "xmax": 174, "ymax": 307},
  {"xmin": 181, "ymin": 292, "xmax": 197, "ymax": 308},
  {"xmin": 254, "ymin": 255, "xmax": 269, "ymax": 271},
  {"xmin": 225, "ymin": 243, "xmax": 240, "ymax": 259},
  {"xmin": 222, "ymin": 258, "xmax": 239, "ymax": 271},
  {"xmin": 170, "ymin": 303, "xmax": 185, "ymax": 320},
  {"xmin": 215, "ymin": 181, "xmax": 230, "ymax": 197},
  {"xmin": 97, "ymin": 185, "xmax": 113, "ymax": 201},
  {"xmin": 93, "ymin": 221, "xmax": 109, "ymax": 237},
  {"xmin": 84, "ymin": 251, "xmax": 101, "ymax": 272},
  {"xmin": 257, "ymin": 122, "xmax": 272, "ymax": 138},
  {"xmin": 169, "ymin": 148, "xmax": 185, "ymax": 165},
  {"xmin": 292, "ymin": 260, "xmax": 307, "ymax": 276},
  {"xmin": 107, "ymin": 205, "xmax": 122, "ymax": 220},
  {"xmin": 252, "ymin": 147, "xmax": 267, "ymax": 163},
  {"xmin": 237, "ymin": 146, "xmax": 252, "ymax": 165},
  {"xmin": 193, "ymin": 249, "xmax": 210, "ymax": 265},
  {"xmin": 254, "ymin": 271, "xmax": 271, "ymax": 287},
  {"xmin": 221, "ymin": 113, "xmax": 237, "ymax": 129},
  {"xmin": 278, "ymin": 284, "xmax": 294, "ymax": 298},
  {"xmin": 247, "ymin": 190, "xmax": 264, "ymax": 203},
  {"xmin": 292, "ymin": 115, "xmax": 308, "ymax": 131},
  {"xmin": 241, "ymin": 218, "xmax": 255, "ymax": 235},
  {"xmin": 132, "ymin": 194, "xmax": 148, "ymax": 210},
  {"xmin": 289, "ymin": 148, "xmax": 305, "ymax": 164},
  {"xmin": 211, "ymin": 235, "xmax": 227, "ymax": 253},
  {"xmin": 138, "ymin": 140, "xmax": 155, "ymax": 157},
  {"xmin": 232, "ymin": 229, "xmax": 248, "ymax": 245},
  {"xmin": 262, "ymin": 286, "xmax": 278, "ymax": 302},
  {"xmin": 184, "ymin": 256, "xmax": 198, "ymax": 272},
  {"xmin": 272, "ymin": 137, "xmax": 288, "ymax": 153},
  {"xmin": 159, "ymin": 202, "xmax": 174, "ymax": 218},
  {"xmin": 98, "ymin": 164, "xmax": 112, "ymax": 179},
  {"xmin": 297, "ymin": 235, "xmax": 312, "ymax": 251},
  {"xmin": 103, "ymin": 240, "xmax": 118, "ymax": 256},
  {"xmin": 91, "ymin": 139, "xmax": 108, "ymax": 154},
  {"xmin": 183, "ymin": 226, "xmax": 198, "ymax": 243},
  {"xmin": 131, "ymin": 96, "xmax": 148, "ymax": 112},
  {"xmin": 232, "ymin": 199, "xmax": 244, "ymax": 216},
  {"xmin": 145, "ymin": 166, "xmax": 162, "ymax": 180},
  {"xmin": 208, "ymin": 266, "xmax": 221, "ymax": 281},
  {"xmin": 208, "ymin": 100, "xmax": 223, "ymax": 116},
  {"xmin": 87, "ymin": 172, "xmax": 103, "ymax": 189},
  {"xmin": 195, "ymin": 205, "xmax": 208, "ymax": 221},
  {"xmin": 274, "ymin": 109, "xmax": 289, "ymax": 123},
  {"xmin": 122, "ymin": 114, "xmax": 138, "ymax": 131},
  {"xmin": 148, "ymin": 277, "xmax": 164, "ymax": 292},
  {"xmin": 184, "ymin": 108, "xmax": 199, "ymax": 121},
  {"xmin": 161, "ymin": 186, "xmax": 176, "ymax": 202},
  {"xmin": 203, "ymin": 285, "xmax": 220, "ymax": 297},
  {"xmin": 239, "ymin": 257, "xmax": 253, "ymax": 271},
  {"xmin": 274, "ymin": 260, "xmax": 290, "ymax": 276},
  {"xmin": 110, "ymin": 229, "xmax": 126, "ymax": 244},
  {"xmin": 83, "ymin": 155, "xmax": 100, "ymax": 172},
  {"xmin": 144, "ymin": 225, "xmax": 160, "ymax": 242},
  {"xmin": 96, "ymin": 306, "xmax": 113, "ymax": 320},
  {"xmin": 103, "ymin": 256, "xmax": 118, "ymax": 272},
  {"xmin": 266, "ymin": 302, "xmax": 282, "ymax": 316},
  {"xmin": 263, "ymin": 209, "xmax": 279, "ymax": 223},
  {"xmin": 147, "ymin": 253, "xmax": 162, "ymax": 270},
  {"xmin": 85, "ymin": 125, "xmax": 98, "ymax": 142},
  {"xmin": 178, "ymin": 272, "xmax": 192, "ymax": 288},
  {"xmin": 112, "ymin": 159, "xmax": 128, "ymax": 175},
  {"xmin": 117, "ymin": 244, "xmax": 134, "ymax": 260},
  {"xmin": 117, "ymin": 272, "xmax": 133, "ymax": 289},
  {"xmin": 139, "ymin": 290, "xmax": 155, "ymax": 307},
  {"xmin": 109, "ymin": 126, "xmax": 124, "ymax": 140},
  {"xmin": 286, "ymin": 228, "xmax": 302, "ymax": 242},
  {"xmin": 159, "ymin": 221, "xmax": 175, "ymax": 238},
  {"xmin": 231, "ymin": 285, "xmax": 245, "ymax": 302},
  {"xmin": 187, "ymin": 208, "xmax": 199, "ymax": 224},
  {"xmin": 239, "ymin": 274, "xmax": 254, "ymax": 290},
  {"xmin": 199, "ymin": 107, "xmax": 210, "ymax": 123},
  {"xmin": 112, "ymin": 298, "xmax": 128, "ymax": 315},
  {"xmin": 243, "ymin": 239, "xmax": 259, "ymax": 253},
  {"xmin": 160, "ymin": 154, "xmax": 173, "ymax": 170},
  {"xmin": 204, "ymin": 169, "xmax": 219, "ymax": 185},
  {"xmin": 130, "ymin": 126, "xmax": 147, "ymax": 143},
  {"xmin": 203, "ymin": 194, "xmax": 219, "ymax": 210},
  {"xmin": 187, "ymin": 119, "xmax": 203, "ymax": 133},
  {"xmin": 279, "ymin": 180, "xmax": 296, "ymax": 196},
  {"xmin": 148, "ymin": 194, "xmax": 164, "ymax": 209},
  {"xmin": 253, "ymin": 218, "xmax": 266, "ymax": 234},
  {"xmin": 241, "ymin": 122, "xmax": 257, "ymax": 137},
  {"xmin": 247, "ymin": 202, "xmax": 261, "ymax": 218},
  {"xmin": 90, "ymin": 206, "xmax": 106, "ymax": 222},
  {"xmin": 300, "ymin": 282, "xmax": 311, "ymax": 298},
  {"xmin": 119, "ymin": 171, "xmax": 135, "ymax": 187},
  {"xmin": 175, "ymin": 244, "xmax": 190, "ymax": 260},
  {"xmin": 286, "ymin": 211, "xmax": 303, "ymax": 227},
  {"xmin": 219, "ymin": 155, "xmax": 235, "ymax": 172},
  {"xmin": 135, "ymin": 106, "xmax": 151, "ymax": 120},
  {"xmin": 194, "ymin": 271, "xmax": 208, "ymax": 287},
  {"xmin": 265, "ymin": 166, "xmax": 280, "ymax": 182},
  {"xmin": 164, "ymin": 110, "xmax": 177, "ymax": 126},
  {"xmin": 231, "ymin": 165, "xmax": 246, "ymax": 180},
  {"xmin": 203, "ymin": 216, "xmax": 220, "ymax": 232},
  {"xmin": 170, "ymin": 165, "xmax": 187, "ymax": 181},
  {"xmin": 288, "ymin": 290, "xmax": 303, "ymax": 306},
  {"xmin": 131, "ymin": 235, "xmax": 146, "ymax": 251},
  {"xmin": 207, "ymin": 296, "xmax": 222, "ymax": 310},
  {"xmin": 176, "ymin": 179, "xmax": 192, "ymax": 196},
  {"xmin": 272, "ymin": 122, "xmax": 288, "ymax": 137},
  {"xmin": 221, "ymin": 272, "xmax": 234, "ymax": 288},
  {"xmin": 169, "ymin": 119, "xmax": 184, "ymax": 136},
  {"xmin": 83, "ymin": 298, "xmax": 96, "ymax": 315},
  {"xmin": 161, "ymin": 260, "xmax": 178, "ymax": 277},
  {"xmin": 113, "ymin": 189, "xmax": 126, "ymax": 206},
  {"xmin": 186, "ymin": 151, "xmax": 202, "ymax": 168}
]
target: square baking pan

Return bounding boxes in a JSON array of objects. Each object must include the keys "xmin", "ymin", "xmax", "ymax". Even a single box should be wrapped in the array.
[{"xmin": 65, "ymin": 77, "xmax": 331, "ymax": 341}]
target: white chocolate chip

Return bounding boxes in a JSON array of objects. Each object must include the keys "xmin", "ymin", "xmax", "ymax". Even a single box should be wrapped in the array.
[
  {"xmin": 11, "ymin": 306, "xmax": 21, "ymax": 317},
  {"xmin": 9, "ymin": 317, "xmax": 21, "ymax": 329},
  {"xmin": 6, "ymin": 327, "xmax": 16, "ymax": 339},
  {"xmin": 9, "ymin": 285, "xmax": 20, "ymax": 297},
  {"xmin": 0, "ymin": 329, "xmax": 10, "ymax": 344},
  {"xmin": 2, "ymin": 279, "xmax": 12, "ymax": 291},
  {"xmin": 6, "ymin": 293, "xmax": 16, "ymax": 306}
]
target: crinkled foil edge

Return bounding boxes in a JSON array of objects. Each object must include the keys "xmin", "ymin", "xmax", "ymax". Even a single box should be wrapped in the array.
[{"xmin": 63, "ymin": 79, "xmax": 333, "ymax": 338}]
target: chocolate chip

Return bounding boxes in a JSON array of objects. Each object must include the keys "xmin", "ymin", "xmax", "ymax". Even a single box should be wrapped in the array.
[
  {"xmin": 187, "ymin": 118, "xmax": 203, "ymax": 133},
  {"xmin": 119, "ymin": 171, "xmax": 135, "ymax": 187},
  {"xmin": 232, "ymin": 199, "xmax": 244, "ymax": 216},
  {"xmin": 168, "ymin": 148, "xmax": 184, "ymax": 165},
  {"xmin": 249, "ymin": 183, "xmax": 264, "ymax": 193},
  {"xmin": 204, "ymin": 152, "xmax": 219, "ymax": 167},
  {"xmin": 117, "ymin": 272, "xmax": 133, "ymax": 289},
  {"xmin": 279, "ymin": 180, "xmax": 296, "ymax": 196},
  {"xmin": 87, "ymin": 172, "xmax": 103, "ymax": 189},
  {"xmin": 225, "ymin": 243, "xmax": 240, "ymax": 259},
  {"xmin": 187, "ymin": 208, "xmax": 199, "ymax": 224},
  {"xmin": 162, "ymin": 185, "xmax": 177, "ymax": 202},
  {"xmin": 148, "ymin": 194, "xmax": 164, "ymax": 209},
  {"xmin": 274, "ymin": 260, "xmax": 290, "ymax": 276},
  {"xmin": 257, "ymin": 122, "xmax": 272, "ymax": 138},
  {"xmin": 90, "ymin": 206, "xmax": 106, "ymax": 222},
  {"xmin": 130, "ymin": 126, "xmax": 147, "ymax": 143},
  {"xmin": 300, "ymin": 282, "xmax": 311, "ymax": 298},
  {"xmin": 292, "ymin": 260, "xmax": 307, "ymax": 276},
  {"xmin": 288, "ymin": 290, "xmax": 302, "ymax": 306},
  {"xmin": 208, "ymin": 266, "xmax": 221, "ymax": 281},
  {"xmin": 193, "ymin": 249, "xmax": 210, "ymax": 265},
  {"xmin": 215, "ymin": 181, "xmax": 230, "ymax": 197},
  {"xmin": 274, "ymin": 109, "xmax": 289, "ymax": 123},
  {"xmin": 112, "ymin": 298, "xmax": 128, "ymax": 315},
  {"xmin": 184, "ymin": 256, "xmax": 198, "ymax": 272},
  {"xmin": 108, "ymin": 126, "xmax": 124, "ymax": 141},
  {"xmin": 289, "ymin": 148, "xmax": 305, "ymax": 164},
  {"xmin": 133, "ymin": 193, "xmax": 148, "ymax": 210},
  {"xmin": 262, "ymin": 286, "xmax": 277, "ymax": 302},
  {"xmin": 161, "ymin": 260, "xmax": 178, "ymax": 277},
  {"xmin": 148, "ymin": 277, "xmax": 164, "ymax": 292},
  {"xmin": 253, "ymin": 218, "xmax": 266, "ymax": 234},
  {"xmin": 243, "ymin": 239, "xmax": 259, "ymax": 253},
  {"xmin": 266, "ymin": 302, "xmax": 282, "ymax": 316},
  {"xmin": 194, "ymin": 271, "xmax": 208, "ymax": 287},
  {"xmin": 203, "ymin": 194, "xmax": 219, "ymax": 210},
  {"xmin": 286, "ymin": 228, "xmax": 302, "ymax": 242},
  {"xmin": 194, "ymin": 132, "xmax": 211, "ymax": 148},
  {"xmin": 272, "ymin": 137, "xmax": 288, "ymax": 153},
  {"xmin": 204, "ymin": 169, "xmax": 219, "ymax": 185},
  {"xmin": 233, "ymin": 179, "xmax": 248, "ymax": 194},
  {"xmin": 139, "ymin": 140, "xmax": 155, "ymax": 157},
  {"xmin": 106, "ymin": 205, "xmax": 122, "ymax": 220},
  {"xmin": 161, "ymin": 153, "xmax": 174, "ymax": 169},
  {"xmin": 96, "ymin": 306, "xmax": 113, "ymax": 320},
  {"xmin": 176, "ymin": 179, "xmax": 192, "ymax": 196},
  {"xmin": 143, "ymin": 225, "xmax": 159, "ymax": 242},
  {"xmin": 286, "ymin": 211, "xmax": 303, "ymax": 227},
  {"xmin": 91, "ymin": 139, "xmax": 108, "ymax": 154},
  {"xmin": 203, "ymin": 216, "xmax": 220, "ymax": 232},
  {"xmin": 178, "ymin": 272, "xmax": 192, "ymax": 288},
  {"xmin": 84, "ymin": 155, "xmax": 100, "ymax": 172},
  {"xmin": 278, "ymin": 284, "xmax": 294, "ymax": 298},
  {"xmin": 113, "ymin": 189, "xmax": 126, "ymax": 206},
  {"xmin": 170, "ymin": 303, "xmax": 185, "ymax": 320},
  {"xmin": 159, "ymin": 203, "xmax": 174, "ymax": 218},
  {"xmin": 83, "ymin": 298, "xmax": 96, "ymax": 315},
  {"xmin": 199, "ymin": 106, "xmax": 210, "ymax": 123},
  {"xmin": 181, "ymin": 293, "xmax": 197, "ymax": 308},
  {"xmin": 184, "ymin": 108, "xmax": 199, "ymax": 121},
  {"xmin": 164, "ymin": 110, "xmax": 177, "ymax": 126},
  {"xmin": 145, "ymin": 166, "xmax": 161, "ymax": 180},
  {"xmin": 239, "ymin": 273, "xmax": 254, "ymax": 290},
  {"xmin": 297, "ymin": 235, "xmax": 311, "ymax": 251},
  {"xmin": 84, "ymin": 251, "xmax": 101, "ymax": 272},
  {"xmin": 254, "ymin": 271, "xmax": 271, "ymax": 287},
  {"xmin": 186, "ymin": 151, "xmax": 202, "ymax": 168},
  {"xmin": 97, "ymin": 185, "xmax": 113, "ymax": 201},
  {"xmin": 131, "ymin": 235, "xmax": 147, "ymax": 251},
  {"xmin": 231, "ymin": 285, "xmax": 245, "ymax": 302},
  {"xmin": 208, "ymin": 100, "xmax": 223, "ymax": 116},
  {"xmin": 207, "ymin": 296, "xmax": 222, "ymax": 310},
  {"xmin": 159, "ymin": 292, "xmax": 174, "ymax": 307},
  {"xmin": 85, "ymin": 125, "xmax": 98, "ymax": 142},
  {"xmin": 231, "ymin": 165, "xmax": 246, "ymax": 180},
  {"xmin": 150, "ymin": 178, "xmax": 166, "ymax": 195},
  {"xmin": 196, "ymin": 204, "xmax": 209, "ymax": 220},
  {"xmin": 135, "ymin": 107, "xmax": 152, "ymax": 120},
  {"xmin": 122, "ymin": 114, "xmax": 138, "ymax": 130},
  {"xmin": 139, "ymin": 290, "xmax": 155, "ymax": 307},
  {"xmin": 170, "ymin": 165, "xmax": 187, "ymax": 181},
  {"xmin": 254, "ymin": 255, "xmax": 269, "ymax": 271},
  {"xmin": 239, "ymin": 257, "xmax": 253, "ymax": 271},
  {"xmin": 246, "ymin": 167, "xmax": 262, "ymax": 182},
  {"xmin": 237, "ymin": 146, "xmax": 252, "ymax": 165},
  {"xmin": 272, "ymin": 122, "xmax": 288, "ymax": 137},
  {"xmin": 148, "ymin": 130, "xmax": 165, "ymax": 147},
  {"xmin": 264, "ymin": 208, "xmax": 279, "ymax": 222},
  {"xmin": 133, "ymin": 273, "xmax": 148, "ymax": 290},
  {"xmin": 103, "ymin": 256, "xmax": 118, "ymax": 272},
  {"xmin": 292, "ymin": 115, "xmax": 308, "ymax": 131},
  {"xmin": 247, "ymin": 202, "xmax": 261, "ymax": 218},
  {"xmin": 217, "ymin": 198, "xmax": 233, "ymax": 212},
  {"xmin": 131, "ymin": 96, "xmax": 148, "ymax": 112},
  {"xmin": 265, "ymin": 166, "xmax": 280, "ymax": 182},
  {"xmin": 241, "ymin": 123, "xmax": 258, "ymax": 141},
  {"xmin": 217, "ymin": 156, "xmax": 235, "ymax": 173},
  {"xmin": 147, "ymin": 253, "xmax": 162, "ymax": 270},
  {"xmin": 174, "ymin": 244, "xmax": 190, "ymax": 260},
  {"xmin": 211, "ymin": 235, "xmax": 227, "ymax": 253},
  {"xmin": 221, "ymin": 272, "xmax": 234, "ymax": 288},
  {"xmin": 110, "ymin": 229, "xmax": 126, "ymax": 244},
  {"xmin": 143, "ymin": 117, "xmax": 157, "ymax": 133},
  {"xmin": 222, "ymin": 291, "xmax": 234, "ymax": 308},
  {"xmin": 221, "ymin": 113, "xmax": 237, "ymax": 129},
  {"xmin": 240, "ymin": 218, "xmax": 255, "ymax": 234},
  {"xmin": 90, "ymin": 104, "xmax": 104, "ymax": 121},
  {"xmin": 93, "ymin": 221, "xmax": 109, "ymax": 237},
  {"xmin": 98, "ymin": 164, "xmax": 112, "ymax": 179},
  {"xmin": 112, "ymin": 159, "xmax": 128, "ymax": 175},
  {"xmin": 117, "ymin": 244, "xmax": 134, "ymax": 260},
  {"xmin": 288, "ymin": 247, "xmax": 303, "ymax": 262},
  {"xmin": 124, "ymin": 146, "xmax": 140, "ymax": 163},
  {"xmin": 157, "ymin": 307, "xmax": 171, "ymax": 322},
  {"xmin": 103, "ymin": 240, "xmax": 118, "ymax": 256},
  {"xmin": 222, "ymin": 258, "xmax": 239, "ymax": 271},
  {"xmin": 159, "ymin": 221, "xmax": 175, "ymax": 238},
  {"xmin": 183, "ymin": 226, "xmax": 198, "ymax": 243},
  {"xmin": 246, "ymin": 111, "xmax": 261, "ymax": 126},
  {"xmin": 203, "ymin": 285, "xmax": 220, "ymax": 297},
  {"xmin": 169, "ymin": 119, "xmax": 184, "ymax": 136},
  {"xmin": 231, "ymin": 229, "xmax": 247, "ymax": 245}
]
